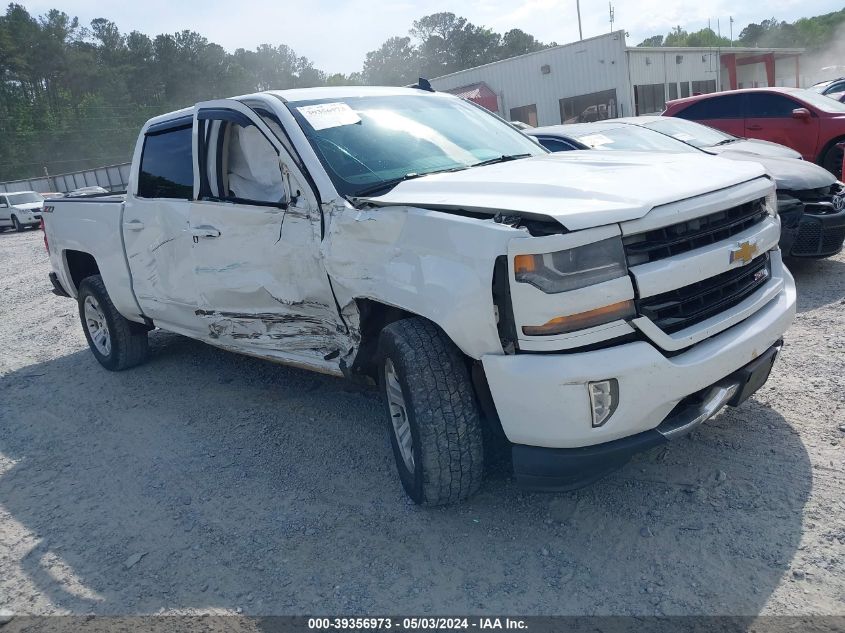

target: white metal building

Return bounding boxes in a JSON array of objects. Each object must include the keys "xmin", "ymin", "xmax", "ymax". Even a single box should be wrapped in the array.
[{"xmin": 430, "ymin": 31, "xmax": 804, "ymax": 126}]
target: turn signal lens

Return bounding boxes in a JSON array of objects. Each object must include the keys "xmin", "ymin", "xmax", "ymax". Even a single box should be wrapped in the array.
[
  {"xmin": 514, "ymin": 254, "xmax": 537, "ymax": 275},
  {"xmin": 521, "ymin": 300, "xmax": 635, "ymax": 336}
]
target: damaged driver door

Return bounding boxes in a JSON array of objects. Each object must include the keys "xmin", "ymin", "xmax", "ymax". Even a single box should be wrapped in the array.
[{"xmin": 189, "ymin": 99, "xmax": 349, "ymax": 373}]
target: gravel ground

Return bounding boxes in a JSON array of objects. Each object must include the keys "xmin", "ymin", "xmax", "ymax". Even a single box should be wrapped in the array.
[{"xmin": 0, "ymin": 228, "xmax": 843, "ymax": 617}]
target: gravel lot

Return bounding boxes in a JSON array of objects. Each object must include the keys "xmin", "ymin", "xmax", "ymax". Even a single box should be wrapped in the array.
[{"xmin": 0, "ymin": 227, "xmax": 843, "ymax": 617}]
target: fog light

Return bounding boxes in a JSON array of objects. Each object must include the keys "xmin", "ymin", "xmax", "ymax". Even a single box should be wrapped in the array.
[{"xmin": 588, "ymin": 379, "xmax": 618, "ymax": 427}]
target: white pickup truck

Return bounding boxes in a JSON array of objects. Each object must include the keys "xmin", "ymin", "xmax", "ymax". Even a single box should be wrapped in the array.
[{"xmin": 43, "ymin": 86, "xmax": 796, "ymax": 504}]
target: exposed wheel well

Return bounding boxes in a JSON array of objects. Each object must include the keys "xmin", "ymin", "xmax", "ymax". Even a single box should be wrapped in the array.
[
  {"xmin": 64, "ymin": 250, "xmax": 100, "ymax": 291},
  {"xmin": 348, "ymin": 299, "xmax": 413, "ymax": 380}
]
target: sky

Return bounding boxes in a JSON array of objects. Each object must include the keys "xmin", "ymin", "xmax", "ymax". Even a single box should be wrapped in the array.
[{"xmin": 18, "ymin": 0, "xmax": 844, "ymax": 74}]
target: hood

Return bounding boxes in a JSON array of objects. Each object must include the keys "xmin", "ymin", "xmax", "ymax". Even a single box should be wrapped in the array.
[
  {"xmin": 706, "ymin": 138, "xmax": 802, "ymax": 160},
  {"xmin": 361, "ymin": 152, "xmax": 768, "ymax": 231},
  {"xmin": 11, "ymin": 201, "xmax": 44, "ymax": 211},
  {"xmin": 716, "ymin": 150, "xmax": 836, "ymax": 191}
]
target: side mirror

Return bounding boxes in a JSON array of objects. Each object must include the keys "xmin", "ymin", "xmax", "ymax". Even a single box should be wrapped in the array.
[
  {"xmin": 0, "ymin": 203, "xmax": 7, "ymax": 208},
  {"xmin": 792, "ymin": 108, "xmax": 811, "ymax": 121}
]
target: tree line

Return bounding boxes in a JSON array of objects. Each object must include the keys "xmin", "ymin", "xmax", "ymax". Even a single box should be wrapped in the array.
[
  {"xmin": 2, "ymin": 3, "xmax": 844, "ymax": 182},
  {"xmin": 637, "ymin": 8, "xmax": 845, "ymax": 49},
  {"xmin": 0, "ymin": 5, "xmax": 553, "ymax": 182}
]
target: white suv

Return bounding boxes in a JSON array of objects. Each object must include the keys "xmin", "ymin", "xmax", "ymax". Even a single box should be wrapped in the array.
[{"xmin": 0, "ymin": 191, "xmax": 45, "ymax": 232}]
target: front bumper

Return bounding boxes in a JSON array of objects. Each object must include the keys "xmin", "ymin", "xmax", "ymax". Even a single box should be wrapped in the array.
[
  {"xmin": 511, "ymin": 342, "xmax": 781, "ymax": 491},
  {"xmin": 788, "ymin": 207, "xmax": 845, "ymax": 258},
  {"xmin": 482, "ymin": 266, "xmax": 795, "ymax": 450},
  {"xmin": 16, "ymin": 213, "xmax": 41, "ymax": 225}
]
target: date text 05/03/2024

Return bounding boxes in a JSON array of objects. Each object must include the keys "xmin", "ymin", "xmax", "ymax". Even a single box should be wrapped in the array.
[{"xmin": 307, "ymin": 617, "xmax": 528, "ymax": 630}]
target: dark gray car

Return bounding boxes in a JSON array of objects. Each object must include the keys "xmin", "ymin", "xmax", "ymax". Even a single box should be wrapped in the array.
[{"xmin": 528, "ymin": 117, "xmax": 845, "ymax": 259}]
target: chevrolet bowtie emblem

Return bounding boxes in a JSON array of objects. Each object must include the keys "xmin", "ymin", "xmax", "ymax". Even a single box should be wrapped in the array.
[{"xmin": 730, "ymin": 240, "xmax": 759, "ymax": 265}]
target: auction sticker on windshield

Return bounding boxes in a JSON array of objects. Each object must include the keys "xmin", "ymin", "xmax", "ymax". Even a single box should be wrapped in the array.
[{"xmin": 297, "ymin": 103, "xmax": 361, "ymax": 130}]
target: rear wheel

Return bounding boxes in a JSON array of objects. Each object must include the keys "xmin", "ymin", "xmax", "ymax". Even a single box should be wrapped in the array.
[
  {"xmin": 78, "ymin": 275, "xmax": 149, "ymax": 371},
  {"xmin": 378, "ymin": 318, "xmax": 484, "ymax": 505},
  {"xmin": 11, "ymin": 216, "xmax": 23, "ymax": 232}
]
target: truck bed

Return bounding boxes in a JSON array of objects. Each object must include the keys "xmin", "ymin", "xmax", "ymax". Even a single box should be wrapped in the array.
[{"xmin": 43, "ymin": 194, "xmax": 144, "ymax": 323}]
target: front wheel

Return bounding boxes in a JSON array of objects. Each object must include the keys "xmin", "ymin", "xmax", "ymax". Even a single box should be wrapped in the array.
[
  {"xmin": 78, "ymin": 275, "xmax": 149, "ymax": 371},
  {"xmin": 378, "ymin": 318, "xmax": 484, "ymax": 505},
  {"xmin": 11, "ymin": 216, "xmax": 23, "ymax": 232}
]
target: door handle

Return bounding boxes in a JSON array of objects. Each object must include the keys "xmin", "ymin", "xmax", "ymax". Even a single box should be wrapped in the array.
[
  {"xmin": 123, "ymin": 220, "xmax": 145, "ymax": 231},
  {"xmin": 747, "ymin": 124, "xmax": 763, "ymax": 131},
  {"xmin": 189, "ymin": 225, "xmax": 221, "ymax": 240}
]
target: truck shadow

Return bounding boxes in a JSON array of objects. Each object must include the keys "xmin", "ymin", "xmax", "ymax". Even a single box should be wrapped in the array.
[{"xmin": 0, "ymin": 332, "xmax": 811, "ymax": 616}]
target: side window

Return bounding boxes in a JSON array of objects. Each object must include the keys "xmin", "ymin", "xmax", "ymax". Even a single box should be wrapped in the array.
[
  {"xmin": 199, "ymin": 116, "xmax": 286, "ymax": 206},
  {"xmin": 676, "ymin": 94, "xmax": 744, "ymax": 120},
  {"xmin": 537, "ymin": 137, "xmax": 579, "ymax": 152},
  {"xmin": 138, "ymin": 125, "xmax": 194, "ymax": 199},
  {"xmin": 745, "ymin": 93, "xmax": 801, "ymax": 118}
]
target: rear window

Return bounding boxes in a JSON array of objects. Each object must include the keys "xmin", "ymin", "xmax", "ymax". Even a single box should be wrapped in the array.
[
  {"xmin": 138, "ymin": 125, "xmax": 194, "ymax": 199},
  {"xmin": 536, "ymin": 137, "xmax": 580, "ymax": 152}
]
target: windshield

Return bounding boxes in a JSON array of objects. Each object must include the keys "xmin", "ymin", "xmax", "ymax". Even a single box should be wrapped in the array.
[
  {"xmin": 286, "ymin": 94, "xmax": 546, "ymax": 197},
  {"xmin": 794, "ymin": 88, "xmax": 845, "ymax": 113},
  {"xmin": 570, "ymin": 126, "xmax": 699, "ymax": 153},
  {"xmin": 642, "ymin": 118, "xmax": 735, "ymax": 149},
  {"xmin": 6, "ymin": 192, "xmax": 43, "ymax": 205}
]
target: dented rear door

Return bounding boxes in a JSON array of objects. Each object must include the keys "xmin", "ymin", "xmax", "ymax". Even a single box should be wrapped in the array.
[{"xmin": 188, "ymin": 100, "xmax": 349, "ymax": 370}]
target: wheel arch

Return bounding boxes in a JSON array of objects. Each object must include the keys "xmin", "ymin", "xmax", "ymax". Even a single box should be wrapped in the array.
[
  {"xmin": 63, "ymin": 250, "xmax": 100, "ymax": 292},
  {"xmin": 346, "ymin": 299, "xmax": 505, "ymax": 439},
  {"xmin": 346, "ymin": 298, "xmax": 416, "ymax": 381},
  {"xmin": 816, "ymin": 135, "xmax": 845, "ymax": 172}
]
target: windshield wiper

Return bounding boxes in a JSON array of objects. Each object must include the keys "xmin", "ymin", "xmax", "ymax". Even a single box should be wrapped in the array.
[
  {"xmin": 470, "ymin": 153, "xmax": 533, "ymax": 168},
  {"xmin": 352, "ymin": 166, "xmax": 467, "ymax": 198},
  {"xmin": 714, "ymin": 138, "xmax": 739, "ymax": 146}
]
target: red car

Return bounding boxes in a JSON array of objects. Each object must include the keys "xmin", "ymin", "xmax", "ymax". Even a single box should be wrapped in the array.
[{"xmin": 663, "ymin": 87, "xmax": 845, "ymax": 177}]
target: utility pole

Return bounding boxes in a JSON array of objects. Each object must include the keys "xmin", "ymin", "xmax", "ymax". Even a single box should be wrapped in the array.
[
  {"xmin": 729, "ymin": 16, "xmax": 734, "ymax": 46},
  {"xmin": 609, "ymin": 2, "xmax": 615, "ymax": 33},
  {"xmin": 576, "ymin": 0, "xmax": 583, "ymax": 40}
]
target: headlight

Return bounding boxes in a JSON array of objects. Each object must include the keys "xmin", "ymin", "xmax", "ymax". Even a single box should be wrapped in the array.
[
  {"xmin": 513, "ymin": 237, "xmax": 628, "ymax": 294},
  {"xmin": 764, "ymin": 189, "xmax": 778, "ymax": 217}
]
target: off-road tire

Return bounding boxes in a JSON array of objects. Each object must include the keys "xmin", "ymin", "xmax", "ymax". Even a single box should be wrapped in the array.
[
  {"xmin": 378, "ymin": 317, "xmax": 484, "ymax": 505},
  {"xmin": 11, "ymin": 215, "xmax": 23, "ymax": 232},
  {"xmin": 78, "ymin": 275, "xmax": 149, "ymax": 371}
]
